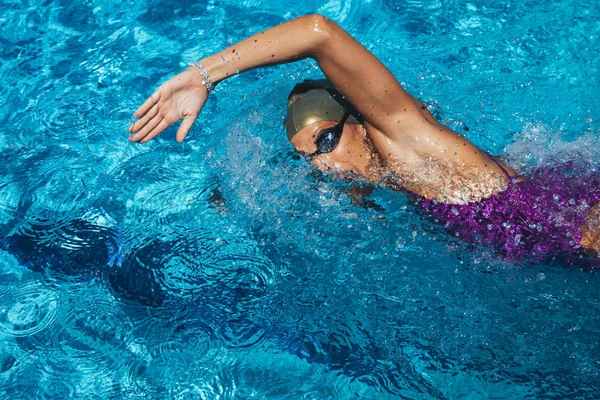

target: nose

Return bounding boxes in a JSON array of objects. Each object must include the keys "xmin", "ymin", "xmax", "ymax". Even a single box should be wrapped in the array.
[{"xmin": 310, "ymin": 155, "xmax": 325, "ymax": 170}]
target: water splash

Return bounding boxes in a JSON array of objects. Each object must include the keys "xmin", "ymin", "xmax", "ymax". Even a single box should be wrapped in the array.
[{"xmin": 503, "ymin": 122, "xmax": 600, "ymax": 172}]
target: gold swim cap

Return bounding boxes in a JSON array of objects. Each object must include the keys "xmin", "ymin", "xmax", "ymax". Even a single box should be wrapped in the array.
[{"xmin": 285, "ymin": 79, "xmax": 361, "ymax": 141}]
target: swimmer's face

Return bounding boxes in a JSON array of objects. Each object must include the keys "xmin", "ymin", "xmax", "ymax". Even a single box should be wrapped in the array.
[{"xmin": 289, "ymin": 121, "xmax": 372, "ymax": 176}]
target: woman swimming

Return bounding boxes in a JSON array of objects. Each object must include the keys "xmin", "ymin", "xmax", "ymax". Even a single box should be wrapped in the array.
[{"xmin": 128, "ymin": 14, "xmax": 600, "ymax": 263}]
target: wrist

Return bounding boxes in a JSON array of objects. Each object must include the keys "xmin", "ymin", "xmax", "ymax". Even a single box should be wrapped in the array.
[
  {"xmin": 189, "ymin": 62, "xmax": 215, "ymax": 93},
  {"xmin": 184, "ymin": 67, "xmax": 209, "ymax": 99},
  {"xmin": 198, "ymin": 56, "xmax": 229, "ymax": 85}
]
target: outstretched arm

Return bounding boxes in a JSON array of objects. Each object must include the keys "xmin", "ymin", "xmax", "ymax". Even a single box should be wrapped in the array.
[{"xmin": 129, "ymin": 14, "xmax": 422, "ymax": 143}]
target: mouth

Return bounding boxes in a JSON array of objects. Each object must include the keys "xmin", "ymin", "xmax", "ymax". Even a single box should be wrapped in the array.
[{"xmin": 312, "ymin": 157, "xmax": 362, "ymax": 178}]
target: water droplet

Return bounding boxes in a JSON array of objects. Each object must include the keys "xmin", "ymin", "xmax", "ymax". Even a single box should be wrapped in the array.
[
  {"xmin": 487, "ymin": 224, "xmax": 493, "ymax": 230},
  {"xmin": 502, "ymin": 222, "xmax": 511, "ymax": 229},
  {"xmin": 537, "ymin": 224, "xmax": 543, "ymax": 232},
  {"xmin": 514, "ymin": 234, "xmax": 522, "ymax": 246},
  {"xmin": 451, "ymin": 208, "xmax": 459, "ymax": 216},
  {"xmin": 553, "ymin": 194, "xmax": 560, "ymax": 202},
  {"xmin": 568, "ymin": 198, "xmax": 576, "ymax": 206},
  {"xmin": 537, "ymin": 273, "xmax": 546, "ymax": 281}
]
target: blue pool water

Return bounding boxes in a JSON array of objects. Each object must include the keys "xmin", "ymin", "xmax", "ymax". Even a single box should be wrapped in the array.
[{"xmin": 1, "ymin": 0, "xmax": 599, "ymax": 398}]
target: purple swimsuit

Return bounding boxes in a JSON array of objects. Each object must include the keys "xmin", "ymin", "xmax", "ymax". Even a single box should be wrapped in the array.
[{"xmin": 416, "ymin": 161, "xmax": 600, "ymax": 264}]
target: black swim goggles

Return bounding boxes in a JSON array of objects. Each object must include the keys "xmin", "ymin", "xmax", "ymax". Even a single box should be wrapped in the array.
[{"xmin": 306, "ymin": 110, "xmax": 351, "ymax": 157}]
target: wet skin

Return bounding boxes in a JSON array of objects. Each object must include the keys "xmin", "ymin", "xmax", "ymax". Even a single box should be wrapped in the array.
[
  {"xmin": 290, "ymin": 112, "xmax": 518, "ymax": 204},
  {"xmin": 291, "ymin": 119, "xmax": 600, "ymax": 253}
]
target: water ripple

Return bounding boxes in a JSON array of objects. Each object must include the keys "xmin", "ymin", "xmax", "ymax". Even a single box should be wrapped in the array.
[
  {"xmin": 0, "ymin": 177, "xmax": 23, "ymax": 226},
  {"xmin": 58, "ymin": 297, "xmax": 134, "ymax": 360},
  {"xmin": 120, "ymin": 330, "xmax": 227, "ymax": 398},
  {"xmin": 13, "ymin": 147, "xmax": 110, "ymax": 219},
  {"xmin": 0, "ymin": 281, "xmax": 58, "ymax": 337},
  {"xmin": 111, "ymin": 151, "xmax": 183, "ymax": 185},
  {"xmin": 1, "ymin": 384, "xmax": 37, "ymax": 400},
  {"xmin": 30, "ymin": 366, "xmax": 78, "ymax": 399},
  {"xmin": 219, "ymin": 317, "xmax": 267, "ymax": 349},
  {"xmin": 36, "ymin": 84, "xmax": 121, "ymax": 142},
  {"xmin": 7, "ymin": 217, "xmax": 119, "ymax": 280}
]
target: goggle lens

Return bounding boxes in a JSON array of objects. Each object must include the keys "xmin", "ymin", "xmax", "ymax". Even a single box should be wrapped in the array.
[
  {"xmin": 310, "ymin": 111, "xmax": 351, "ymax": 156},
  {"xmin": 315, "ymin": 126, "xmax": 342, "ymax": 153}
]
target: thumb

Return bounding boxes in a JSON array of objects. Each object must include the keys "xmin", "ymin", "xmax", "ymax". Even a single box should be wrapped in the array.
[{"xmin": 176, "ymin": 114, "xmax": 198, "ymax": 142}]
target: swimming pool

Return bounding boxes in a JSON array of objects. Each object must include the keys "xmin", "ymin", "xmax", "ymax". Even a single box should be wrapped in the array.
[{"xmin": 1, "ymin": 0, "xmax": 599, "ymax": 398}]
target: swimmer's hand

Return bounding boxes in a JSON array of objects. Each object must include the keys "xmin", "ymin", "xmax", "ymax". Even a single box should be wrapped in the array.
[{"xmin": 128, "ymin": 68, "xmax": 207, "ymax": 143}]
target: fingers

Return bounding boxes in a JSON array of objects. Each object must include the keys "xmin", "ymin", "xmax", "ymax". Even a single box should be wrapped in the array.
[
  {"xmin": 140, "ymin": 120, "xmax": 170, "ymax": 143},
  {"xmin": 129, "ymin": 114, "xmax": 162, "ymax": 142},
  {"xmin": 176, "ymin": 115, "xmax": 198, "ymax": 142},
  {"xmin": 133, "ymin": 91, "xmax": 160, "ymax": 118},
  {"xmin": 130, "ymin": 114, "xmax": 198, "ymax": 144},
  {"xmin": 129, "ymin": 104, "xmax": 159, "ymax": 133}
]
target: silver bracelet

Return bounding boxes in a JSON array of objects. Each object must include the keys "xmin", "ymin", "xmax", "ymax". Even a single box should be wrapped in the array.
[{"xmin": 189, "ymin": 62, "xmax": 215, "ymax": 93}]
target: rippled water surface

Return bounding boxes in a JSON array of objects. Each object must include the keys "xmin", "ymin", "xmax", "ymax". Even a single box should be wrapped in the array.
[{"xmin": 1, "ymin": 0, "xmax": 599, "ymax": 398}]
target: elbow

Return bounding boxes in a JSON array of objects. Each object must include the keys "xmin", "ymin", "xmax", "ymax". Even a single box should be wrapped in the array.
[{"xmin": 302, "ymin": 14, "xmax": 334, "ymax": 55}]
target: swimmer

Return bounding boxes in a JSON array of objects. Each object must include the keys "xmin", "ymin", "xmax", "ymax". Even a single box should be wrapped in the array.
[{"xmin": 129, "ymin": 14, "xmax": 600, "ymax": 264}]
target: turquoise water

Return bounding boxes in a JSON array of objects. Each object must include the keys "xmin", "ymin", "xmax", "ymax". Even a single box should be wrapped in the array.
[{"xmin": 1, "ymin": 0, "xmax": 599, "ymax": 398}]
